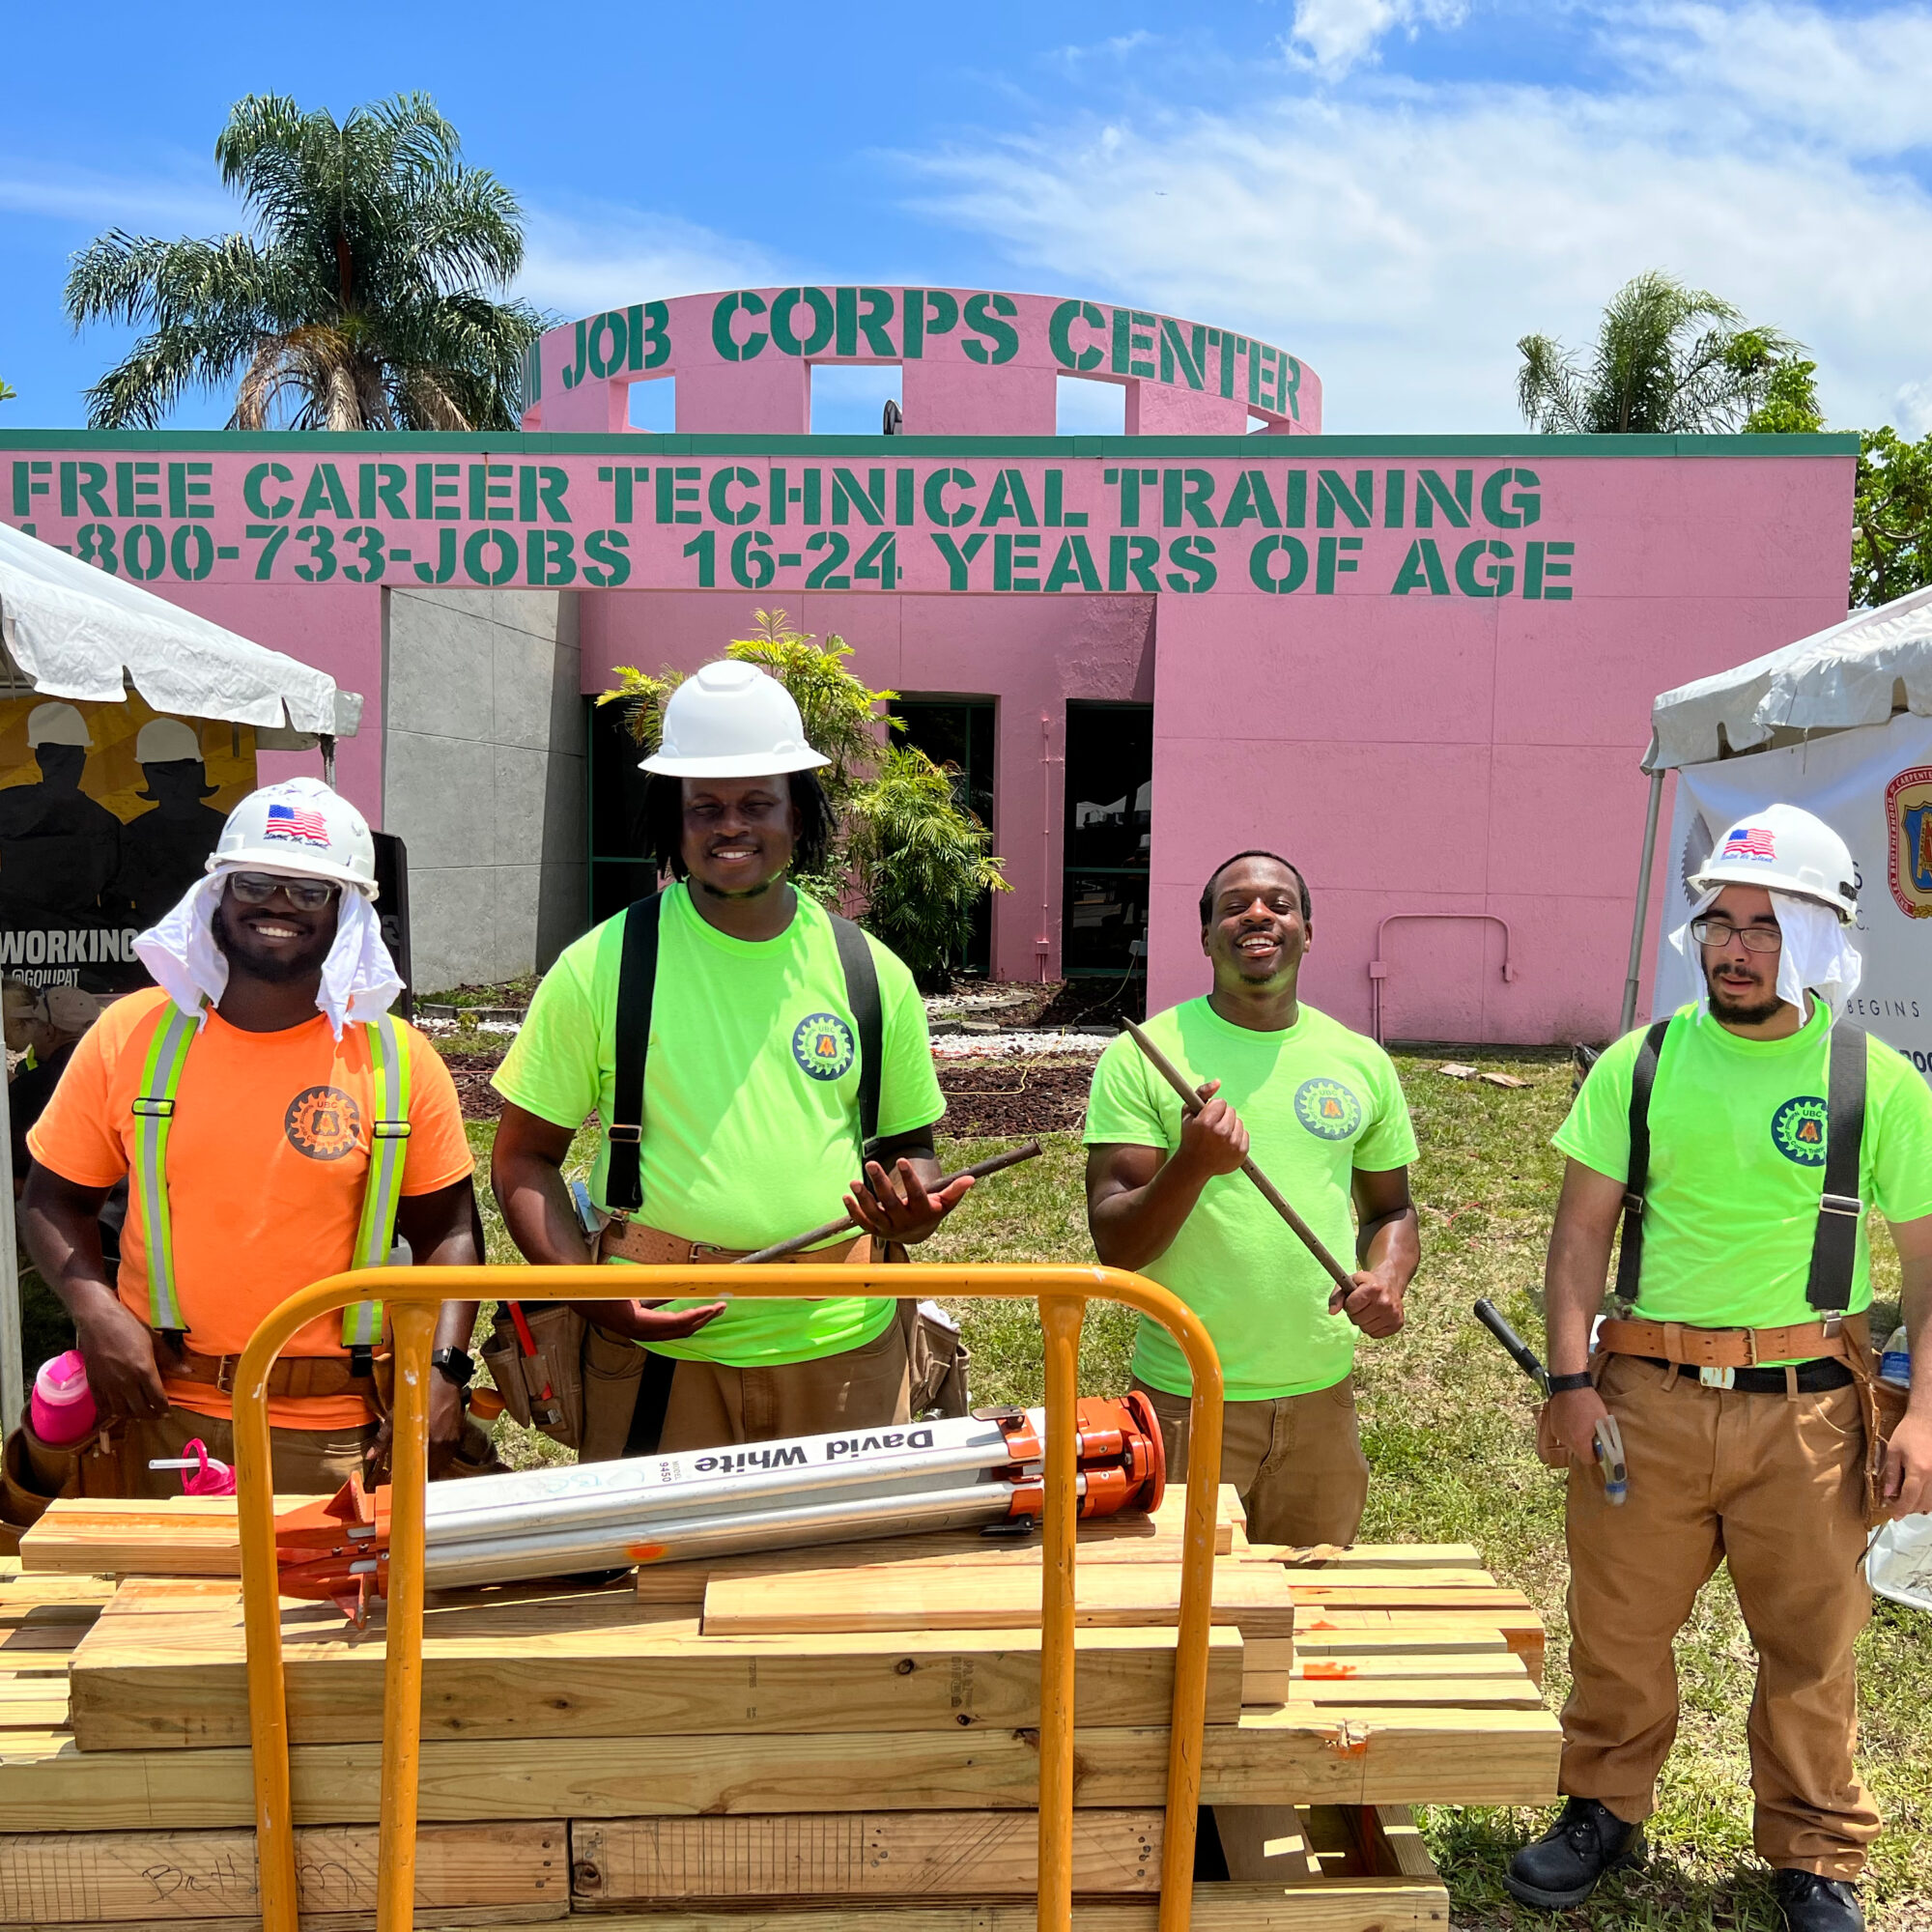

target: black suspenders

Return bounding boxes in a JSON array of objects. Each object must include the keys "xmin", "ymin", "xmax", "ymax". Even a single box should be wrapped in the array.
[
  {"xmin": 1615, "ymin": 1012, "xmax": 1867, "ymax": 1313},
  {"xmin": 604, "ymin": 892, "xmax": 886, "ymax": 1217}
]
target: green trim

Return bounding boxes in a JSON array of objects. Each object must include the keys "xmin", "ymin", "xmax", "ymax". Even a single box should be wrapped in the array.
[{"xmin": 0, "ymin": 428, "xmax": 1863, "ymax": 458}]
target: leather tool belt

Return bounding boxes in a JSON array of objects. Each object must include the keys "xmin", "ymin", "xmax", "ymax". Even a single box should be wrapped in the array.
[
  {"xmin": 157, "ymin": 1343, "xmax": 378, "ymax": 1400},
  {"xmin": 597, "ymin": 1222, "xmax": 876, "ymax": 1268},
  {"xmin": 1595, "ymin": 1315, "xmax": 1860, "ymax": 1372}
]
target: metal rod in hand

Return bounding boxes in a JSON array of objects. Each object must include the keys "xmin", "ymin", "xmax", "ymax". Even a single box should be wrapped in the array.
[
  {"xmin": 733, "ymin": 1140, "xmax": 1045, "ymax": 1264},
  {"xmin": 1121, "ymin": 1017, "xmax": 1353, "ymax": 1293},
  {"xmin": 1473, "ymin": 1297, "xmax": 1550, "ymax": 1396}
]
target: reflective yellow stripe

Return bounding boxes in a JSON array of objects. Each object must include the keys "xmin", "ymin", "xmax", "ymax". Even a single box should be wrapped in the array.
[
  {"xmin": 343, "ymin": 1011, "xmax": 411, "ymax": 1347},
  {"xmin": 130, "ymin": 1006, "xmax": 200, "ymax": 1335}
]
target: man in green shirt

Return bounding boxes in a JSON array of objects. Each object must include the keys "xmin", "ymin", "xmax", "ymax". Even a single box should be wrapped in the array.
[
  {"xmin": 1506, "ymin": 805, "xmax": 1932, "ymax": 1932},
  {"xmin": 491, "ymin": 662, "xmax": 971, "ymax": 1452},
  {"xmin": 1083, "ymin": 850, "xmax": 1419, "ymax": 1547}
]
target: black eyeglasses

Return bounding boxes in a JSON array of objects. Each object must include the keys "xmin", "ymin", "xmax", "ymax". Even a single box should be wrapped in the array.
[
  {"xmin": 227, "ymin": 871, "xmax": 339, "ymax": 913},
  {"xmin": 1690, "ymin": 917, "xmax": 1781, "ymax": 953}
]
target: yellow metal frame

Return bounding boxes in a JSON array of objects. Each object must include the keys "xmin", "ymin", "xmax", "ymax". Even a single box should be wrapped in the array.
[{"xmin": 232, "ymin": 1263, "xmax": 1224, "ymax": 1932}]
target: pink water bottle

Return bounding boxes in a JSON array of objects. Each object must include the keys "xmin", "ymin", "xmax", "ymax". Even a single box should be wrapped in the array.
[
  {"xmin": 149, "ymin": 1438, "xmax": 237, "ymax": 1496},
  {"xmin": 30, "ymin": 1350, "xmax": 98, "ymax": 1447}
]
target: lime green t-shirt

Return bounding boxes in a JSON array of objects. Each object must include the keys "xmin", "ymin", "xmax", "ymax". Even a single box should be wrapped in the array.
[
  {"xmin": 1555, "ymin": 1003, "xmax": 1932, "ymax": 1329},
  {"xmin": 1082, "ymin": 1000, "xmax": 1418, "ymax": 1401},
  {"xmin": 492, "ymin": 884, "xmax": 946, "ymax": 1368}
]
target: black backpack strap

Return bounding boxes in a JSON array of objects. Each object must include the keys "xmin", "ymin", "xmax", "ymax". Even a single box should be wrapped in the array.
[
  {"xmin": 1613, "ymin": 1018, "xmax": 1673, "ymax": 1303},
  {"xmin": 1806, "ymin": 1019, "xmax": 1866, "ymax": 1314},
  {"xmin": 607, "ymin": 893, "xmax": 663, "ymax": 1216},
  {"xmin": 829, "ymin": 913, "xmax": 884, "ymax": 1156}
]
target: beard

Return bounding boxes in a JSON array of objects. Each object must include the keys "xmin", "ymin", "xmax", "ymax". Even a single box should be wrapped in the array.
[
  {"xmin": 212, "ymin": 898, "xmax": 333, "ymax": 984},
  {"xmin": 1704, "ymin": 961, "xmax": 1784, "ymax": 1025}
]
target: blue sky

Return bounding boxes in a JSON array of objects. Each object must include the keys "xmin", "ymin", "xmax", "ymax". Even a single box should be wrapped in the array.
[{"xmin": 4, "ymin": 0, "xmax": 1930, "ymax": 436}]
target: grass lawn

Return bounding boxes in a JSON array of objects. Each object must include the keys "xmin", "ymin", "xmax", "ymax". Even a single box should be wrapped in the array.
[{"xmin": 461, "ymin": 1054, "xmax": 1927, "ymax": 1930}]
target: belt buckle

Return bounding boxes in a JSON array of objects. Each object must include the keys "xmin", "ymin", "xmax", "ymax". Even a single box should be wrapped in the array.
[
  {"xmin": 215, "ymin": 1355, "xmax": 238, "ymax": 1394},
  {"xmin": 1699, "ymin": 1366, "xmax": 1736, "ymax": 1390}
]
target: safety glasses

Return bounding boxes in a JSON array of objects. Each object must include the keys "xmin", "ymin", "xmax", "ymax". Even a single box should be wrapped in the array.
[{"xmin": 226, "ymin": 871, "xmax": 340, "ymax": 913}]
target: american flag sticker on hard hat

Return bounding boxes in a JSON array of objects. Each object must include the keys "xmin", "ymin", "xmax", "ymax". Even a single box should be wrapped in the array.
[
  {"xmin": 1722, "ymin": 825, "xmax": 1776, "ymax": 861},
  {"xmin": 264, "ymin": 801, "xmax": 331, "ymax": 847}
]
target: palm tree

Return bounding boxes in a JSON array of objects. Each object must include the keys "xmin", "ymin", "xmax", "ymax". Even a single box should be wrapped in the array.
[
  {"xmin": 1517, "ymin": 270, "xmax": 1816, "ymax": 434},
  {"xmin": 0, "ymin": 380, "xmax": 15, "ymax": 403},
  {"xmin": 65, "ymin": 93, "xmax": 545, "ymax": 431}
]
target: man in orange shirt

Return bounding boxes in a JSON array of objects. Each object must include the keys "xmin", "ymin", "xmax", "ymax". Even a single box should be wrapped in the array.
[{"xmin": 20, "ymin": 779, "xmax": 482, "ymax": 1496}]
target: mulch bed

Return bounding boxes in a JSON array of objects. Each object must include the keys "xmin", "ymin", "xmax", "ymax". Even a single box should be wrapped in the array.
[
  {"xmin": 444, "ymin": 1052, "xmax": 508, "ymax": 1122},
  {"xmin": 937, "ymin": 1060, "xmax": 1093, "ymax": 1137},
  {"xmin": 445, "ymin": 1046, "xmax": 1093, "ymax": 1135}
]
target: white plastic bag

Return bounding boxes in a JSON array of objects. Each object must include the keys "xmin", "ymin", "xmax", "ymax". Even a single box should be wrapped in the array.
[{"xmin": 1867, "ymin": 1515, "xmax": 1932, "ymax": 1612}]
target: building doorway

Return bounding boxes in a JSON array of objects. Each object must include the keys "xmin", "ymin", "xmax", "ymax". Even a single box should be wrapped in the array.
[
  {"xmin": 586, "ymin": 696, "xmax": 655, "ymax": 925},
  {"xmin": 1063, "ymin": 702, "xmax": 1151, "ymax": 994},
  {"xmin": 889, "ymin": 696, "xmax": 996, "ymax": 977}
]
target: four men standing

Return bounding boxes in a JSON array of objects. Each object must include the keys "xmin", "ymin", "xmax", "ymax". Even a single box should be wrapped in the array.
[{"xmin": 11, "ymin": 673, "xmax": 1923, "ymax": 1924}]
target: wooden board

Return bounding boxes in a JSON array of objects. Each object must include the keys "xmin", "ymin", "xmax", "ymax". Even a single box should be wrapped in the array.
[
  {"xmin": 1211, "ymin": 1805, "xmax": 1316, "ymax": 1881},
  {"xmin": 0, "ymin": 1913, "xmax": 564, "ymax": 1932},
  {"xmin": 67, "ymin": 1588, "xmax": 1245, "ymax": 1749},
  {"xmin": 701, "ymin": 1561, "xmax": 1293, "ymax": 1638},
  {"xmin": 19, "ymin": 1498, "xmax": 317, "ymax": 1578},
  {"xmin": 0, "ymin": 1707, "xmax": 1561, "ymax": 1829},
  {"xmin": 1243, "ymin": 1546, "xmax": 1483, "ymax": 1571},
  {"xmin": 573, "ymin": 1810, "xmax": 1164, "ymax": 1899},
  {"xmin": 635, "ymin": 1489, "xmax": 1240, "ymax": 1603},
  {"xmin": 0, "ymin": 1822, "xmax": 562, "ymax": 1922},
  {"xmin": 440, "ymin": 1882, "xmax": 1449, "ymax": 1931}
]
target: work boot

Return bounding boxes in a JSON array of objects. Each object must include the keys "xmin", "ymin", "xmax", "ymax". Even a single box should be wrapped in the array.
[
  {"xmin": 1501, "ymin": 1797, "xmax": 1643, "ymax": 1908},
  {"xmin": 1775, "ymin": 1870, "xmax": 1863, "ymax": 1932}
]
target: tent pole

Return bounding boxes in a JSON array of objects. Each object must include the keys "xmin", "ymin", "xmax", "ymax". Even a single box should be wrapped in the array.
[
  {"xmin": 0, "ymin": 1064, "xmax": 22, "ymax": 1430},
  {"xmin": 1618, "ymin": 766, "xmax": 1667, "ymax": 1037},
  {"xmin": 321, "ymin": 733, "xmax": 336, "ymax": 787}
]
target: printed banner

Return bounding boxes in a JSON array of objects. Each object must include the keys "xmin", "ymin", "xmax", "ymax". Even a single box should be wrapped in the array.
[{"xmin": 0, "ymin": 696, "xmax": 255, "ymax": 993}]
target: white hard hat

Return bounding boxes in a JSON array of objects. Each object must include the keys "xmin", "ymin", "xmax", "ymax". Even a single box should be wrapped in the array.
[
  {"xmin": 1689, "ymin": 803, "xmax": 1858, "ymax": 925},
  {"xmin": 135, "ymin": 718, "xmax": 203, "ymax": 764},
  {"xmin": 207, "ymin": 778, "xmax": 378, "ymax": 896},
  {"xmin": 27, "ymin": 701, "xmax": 91, "ymax": 749},
  {"xmin": 639, "ymin": 661, "xmax": 831, "ymax": 780}
]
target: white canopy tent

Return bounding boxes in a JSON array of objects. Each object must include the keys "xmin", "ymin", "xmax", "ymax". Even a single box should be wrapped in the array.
[
  {"xmin": 1619, "ymin": 584, "xmax": 1932, "ymax": 1035},
  {"xmin": 0, "ymin": 523, "xmax": 362, "ymax": 1428}
]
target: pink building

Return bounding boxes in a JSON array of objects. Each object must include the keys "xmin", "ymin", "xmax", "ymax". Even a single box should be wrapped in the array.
[{"xmin": 1, "ymin": 285, "xmax": 1856, "ymax": 1038}]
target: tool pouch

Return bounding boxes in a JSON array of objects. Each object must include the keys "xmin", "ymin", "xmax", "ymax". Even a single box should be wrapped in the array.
[
  {"xmin": 480, "ymin": 1304, "xmax": 586, "ymax": 1449},
  {"xmin": 580, "ymin": 1324, "xmax": 649, "ymax": 1463},
  {"xmin": 901, "ymin": 1296, "xmax": 971, "ymax": 1420},
  {"xmin": 1841, "ymin": 1319, "xmax": 1907, "ymax": 1528}
]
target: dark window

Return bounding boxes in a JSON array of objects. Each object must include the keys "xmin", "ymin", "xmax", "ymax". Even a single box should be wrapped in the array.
[
  {"xmin": 1062, "ymin": 702, "xmax": 1151, "ymax": 980},
  {"xmin": 889, "ymin": 697, "xmax": 996, "ymax": 976},
  {"xmin": 586, "ymin": 696, "xmax": 656, "ymax": 925}
]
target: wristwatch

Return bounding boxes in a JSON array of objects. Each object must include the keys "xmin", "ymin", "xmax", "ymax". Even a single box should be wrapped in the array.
[
  {"xmin": 1546, "ymin": 1371, "xmax": 1595, "ymax": 1395},
  {"xmin": 430, "ymin": 1347, "xmax": 475, "ymax": 1388}
]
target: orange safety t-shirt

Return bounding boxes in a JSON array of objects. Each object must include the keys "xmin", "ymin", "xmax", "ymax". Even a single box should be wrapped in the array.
[{"xmin": 28, "ymin": 987, "xmax": 474, "ymax": 1429}]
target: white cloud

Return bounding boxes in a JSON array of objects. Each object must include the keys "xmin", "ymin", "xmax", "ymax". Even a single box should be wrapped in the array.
[
  {"xmin": 905, "ymin": 5, "xmax": 1932, "ymax": 433},
  {"xmin": 1287, "ymin": 0, "xmax": 1469, "ymax": 76},
  {"xmin": 515, "ymin": 206, "xmax": 782, "ymax": 317},
  {"xmin": 0, "ymin": 167, "xmax": 230, "ymax": 232}
]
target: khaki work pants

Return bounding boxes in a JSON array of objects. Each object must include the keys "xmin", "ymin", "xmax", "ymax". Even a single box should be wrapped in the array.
[
  {"xmin": 660, "ymin": 1310, "xmax": 912, "ymax": 1452},
  {"xmin": 1561, "ymin": 1352, "xmax": 1877, "ymax": 1877},
  {"xmin": 1132, "ymin": 1375, "xmax": 1371, "ymax": 1548}
]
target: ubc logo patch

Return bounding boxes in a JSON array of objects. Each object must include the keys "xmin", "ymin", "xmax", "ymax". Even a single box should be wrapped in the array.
[
  {"xmin": 1886, "ymin": 764, "xmax": 1932, "ymax": 920},
  {"xmin": 1772, "ymin": 1095, "xmax": 1829, "ymax": 1166},
  {"xmin": 1293, "ymin": 1077, "xmax": 1362, "ymax": 1141},
  {"xmin": 792, "ymin": 1012, "xmax": 856, "ymax": 1082},
  {"xmin": 285, "ymin": 1085, "xmax": 361, "ymax": 1160}
]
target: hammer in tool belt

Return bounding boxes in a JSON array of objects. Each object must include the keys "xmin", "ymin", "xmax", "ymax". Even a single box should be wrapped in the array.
[
  {"xmin": 1120, "ymin": 1016, "xmax": 1358, "ymax": 1305},
  {"xmin": 1473, "ymin": 1298, "xmax": 1628, "ymax": 1503}
]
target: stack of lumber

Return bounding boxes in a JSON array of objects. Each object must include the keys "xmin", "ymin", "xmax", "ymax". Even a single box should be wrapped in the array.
[{"xmin": 0, "ymin": 1486, "xmax": 1560, "ymax": 1931}]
